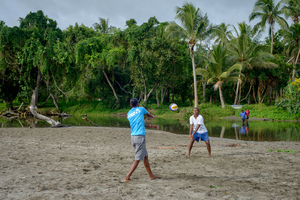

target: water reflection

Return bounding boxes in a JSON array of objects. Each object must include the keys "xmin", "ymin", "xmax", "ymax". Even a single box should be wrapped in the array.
[{"xmin": 0, "ymin": 116, "xmax": 299, "ymax": 142}]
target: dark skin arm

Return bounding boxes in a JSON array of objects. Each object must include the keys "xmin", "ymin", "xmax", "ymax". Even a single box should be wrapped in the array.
[
  {"xmin": 146, "ymin": 112, "xmax": 157, "ymax": 118},
  {"xmin": 189, "ymin": 124, "xmax": 201, "ymax": 139}
]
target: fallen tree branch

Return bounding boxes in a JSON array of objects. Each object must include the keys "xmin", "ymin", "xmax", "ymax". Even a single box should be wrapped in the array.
[
  {"xmin": 17, "ymin": 102, "xmax": 24, "ymax": 111},
  {"xmin": 82, "ymin": 114, "xmax": 100, "ymax": 127}
]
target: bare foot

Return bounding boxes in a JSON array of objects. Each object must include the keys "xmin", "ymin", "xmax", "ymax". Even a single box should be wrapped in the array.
[
  {"xmin": 124, "ymin": 178, "xmax": 133, "ymax": 182},
  {"xmin": 149, "ymin": 175, "xmax": 160, "ymax": 180}
]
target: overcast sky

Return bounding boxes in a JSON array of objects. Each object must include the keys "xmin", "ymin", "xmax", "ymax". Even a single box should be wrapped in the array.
[{"xmin": 1, "ymin": 0, "xmax": 288, "ymax": 37}]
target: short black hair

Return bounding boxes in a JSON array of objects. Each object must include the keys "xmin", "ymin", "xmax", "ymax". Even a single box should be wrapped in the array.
[
  {"xmin": 130, "ymin": 98, "xmax": 139, "ymax": 107},
  {"xmin": 193, "ymin": 107, "xmax": 199, "ymax": 111}
]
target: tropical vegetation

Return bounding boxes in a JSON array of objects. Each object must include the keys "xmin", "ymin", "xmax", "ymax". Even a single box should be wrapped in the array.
[{"xmin": 0, "ymin": 0, "xmax": 299, "ymax": 123}]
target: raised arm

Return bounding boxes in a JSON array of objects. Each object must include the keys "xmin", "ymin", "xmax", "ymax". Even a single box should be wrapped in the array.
[{"xmin": 146, "ymin": 112, "xmax": 157, "ymax": 118}]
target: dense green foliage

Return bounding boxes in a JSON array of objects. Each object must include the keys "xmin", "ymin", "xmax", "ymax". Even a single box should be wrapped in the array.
[{"xmin": 0, "ymin": 1, "xmax": 299, "ymax": 120}]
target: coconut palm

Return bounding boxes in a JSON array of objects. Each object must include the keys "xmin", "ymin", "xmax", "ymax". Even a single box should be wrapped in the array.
[
  {"xmin": 93, "ymin": 18, "xmax": 116, "ymax": 34},
  {"xmin": 282, "ymin": 23, "xmax": 300, "ymax": 81},
  {"xmin": 196, "ymin": 44, "xmax": 242, "ymax": 108},
  {"xmin": 165, "ymin": 2, "xmax": 211, "ymax": 107},
  {"xmin": 281, "ymin": 0, "xmax": 300, "ymax": 23},
  {"xmin": 249, "ymin": 0, "xmax": 289, "ymax": 54},
  {"xmin": 230, "ymin": 22, "xmax": 276, "ymax": 104},
  {"xmin": 212, "ymin": 23, "xmax": 233, "ymax": 46}
]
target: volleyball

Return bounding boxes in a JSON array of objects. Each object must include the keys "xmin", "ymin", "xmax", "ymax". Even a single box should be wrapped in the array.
[{"xmin": 169, "ymin": 103, "xmax": 178, "ymax": 111}]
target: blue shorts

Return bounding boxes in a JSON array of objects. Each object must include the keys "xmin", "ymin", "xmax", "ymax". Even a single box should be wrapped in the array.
[{"xmin": 194, "ymin": 132, "xmax": 209, "ymax": 142}]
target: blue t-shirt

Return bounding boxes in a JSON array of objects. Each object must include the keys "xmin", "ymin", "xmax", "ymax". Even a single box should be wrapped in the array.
[
  {"xmin": 127, "ymin": 107, "xmax": 148, "ymax": 136},
  {"xmin": 240, "ymin": 125, "xmax": 246, "ymax": 134},
  {"xmin": 240, "ymin": 112, "xmax": 246, "ymax": 119}
]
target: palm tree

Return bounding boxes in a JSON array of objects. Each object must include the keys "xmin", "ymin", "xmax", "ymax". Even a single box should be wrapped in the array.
[
  {"xmin": 93, "ymin": 18, "xmax": 116, "ymax": 34},
  {"xmin": 249, "ymin": 0, "xmax": 289, "ymax": 54},
  {"xmin": 282, "ymin": 23, "xmax": 300, "ymax": 81},
  {"xmin": 165, "ymin": 2, "xmax": 211, "ymax": 107},
  {"xmin": 230, "ymin": 22, "xmax": 276, "ymax": 104},
  {"xmin": 212, "ymin": 23, "xmax": 233, "ymax": 46},
  {"xmin": 281, "ymin": 0, "xmax": 300, "ymax": 24},
  {"xmin": 196, "ymin": 44, "xmax": 242, "ymax": 108}
]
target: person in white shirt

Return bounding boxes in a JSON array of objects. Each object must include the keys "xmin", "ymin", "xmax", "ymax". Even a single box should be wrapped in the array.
[{"xmin": 188, "ymin": 107, "xmax": 211, "ymax": 157}]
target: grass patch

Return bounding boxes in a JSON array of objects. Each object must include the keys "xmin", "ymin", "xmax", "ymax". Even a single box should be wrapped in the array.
[
  {"xmin": 269, "ymin": 149, "xmax": 298, "ymax": 153},
  {"xmin": 234, "ymin": 104, "xmax": 299, "ymax": 120}
]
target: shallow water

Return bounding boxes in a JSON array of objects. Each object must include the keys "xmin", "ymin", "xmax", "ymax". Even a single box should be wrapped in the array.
[{"xmin": 1, "ymin": 115, "xmax": 299, "ymax": 142}]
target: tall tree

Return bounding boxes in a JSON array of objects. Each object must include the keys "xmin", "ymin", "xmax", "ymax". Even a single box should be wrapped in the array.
[
  {"xmin": 196, "ymin": 44, "xmax": 242, "ymax": 108},
  {"xmin": 19, "ymin": 10, "xmax": 63, "ymax": 126},
  {"xmin": 212, "ymin": 23, "xmax": 233, "ymax": 46},
  {"xmin": 281, "ymin": 0, "xmax": 300, "ymax": 23},
  {"xmin": 249, "ymin": 0, "xmax": 289, "ymax": 54},
  {"xmin": 0, "ymin": 22, "xmax": 24, "ymax": 108},
  {"xmin": 230, "ymin": 22, "xmax": 276, "ymax": 104},
  {"xmin": 76, "ymin": 35, "xmax": 126, "ymax": 107},
  {"xmin": 93, "ymin": 18, "xmax": 116, "ymax": 34},
  {"xmin": 282, "ymin": 23, "xmax": 300, "ymax": 81},
  {"xmin": 165, "ymin": 2, "xmax": 211, "ymax": 107}
]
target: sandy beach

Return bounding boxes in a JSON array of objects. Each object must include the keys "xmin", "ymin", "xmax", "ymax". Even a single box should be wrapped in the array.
[{"xmin": 0, "ymin": 127, "xmax": 299, "ymax": 199}]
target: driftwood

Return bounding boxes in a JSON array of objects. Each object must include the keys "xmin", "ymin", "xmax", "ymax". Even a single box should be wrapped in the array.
[
  {"xmin": 29, "ymin": 105, "xmax": 61, "ymax": 127},
  {"xmin": 28, "ymin": 70, "xmax": 64, "ymax": 128},
  {"xmin": 1, "ymin": 109, "xmax": 30, "ymax": 120},
  {"xmin": 1, "ymin": 110, "xmax": 19, "ymax": 117},
  {"xmin": 17, "ymin": 102, "xmax": 24, "ymax": 111}
]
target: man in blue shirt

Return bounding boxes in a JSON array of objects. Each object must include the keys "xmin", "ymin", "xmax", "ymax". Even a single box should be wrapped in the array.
[
  {"xmin": 240, "ymin": 110, "xmax": 246, "ymax": 124},
  {"xmin": 125, "ymin": 98, "xmax": 159, "ymax": 182}
]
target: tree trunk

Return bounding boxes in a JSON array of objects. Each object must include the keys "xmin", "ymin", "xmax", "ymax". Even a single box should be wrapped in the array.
[
  {"xmin": 269, "ymin": 87, "xmax": 273, "ymax": 105},
  {"xmin": 202, "ymin": 77, "xmax": 206, "ymax": 103},
  {"xmin": 156, "ymin": 89, "xmax": 160, "ymax": 107},
  {"xmin": 172, "ymin": 90, "xmax": 175, "ymax": 103},
  {"xmin": 101, "ymin": 66, "xmax": 119, "ymax": 104},
  {"xmin": 190, "ymin": 45, "xmax": 198, "ymax": 107},
  {"xmin": 219, "ymin": 85, "xmax": 225, "ymax": 108},
  {"xmin": 45, "ymin": 72, "xmax": 60, "ymax": 112},
  {"xmin": 144, "ymin": 82, "xmax": 158, "ymax": 102},
  {"xmin": 271, "ymin": 23, "xmax": 274, "ymax": 54},
  {"xmin": 29, "ymin": 69, "xmax": 61, "ymax": 127},
  {"xmin": 161, "ymin": 85, "xmax": 164, "ymax": 104},
  {"xmin": 220, "ymin": 126, "xmax": 225, "ymax": 138},
  {"xmin": 261, "ymin": 86, "xmax": 270, "ymax": 103},
  {"xmin": 202, "ymin": 49, "xmax": 209, "ymax": 103},
  {"xmin": 253, "ymin": 86, "xmax": 257, "ymax": 104},
  {"xmin": 50, "ymin": 91, "xmax": 60, "ymax": 112},
  {"xmin": 292, "ymin": 49, "xmax": 300, "ymax": 82},
  {"xmin": 257, "ymin": 83, "xmax": 261, "ymax": 103},
  {"xmin": 238, "ymin": 81, "xmax": 242, "ymax": 104},
  {"xmin": 234, "ymin": 70, "xmax": 242, "ymax": 105},
  {"xmin": 240, "ymin": 84, "xmax": 253, "ymax": 103},
  {"xmin": 39, "ymin": 94, "xmax": 51, "ymax": 107}
]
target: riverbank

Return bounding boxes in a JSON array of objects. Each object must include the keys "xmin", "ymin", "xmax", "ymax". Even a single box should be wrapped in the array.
[
  {"xmin": 1, "ymin": 101, "xmax": 299, "ymax": 122},
  {"xmin": 1, "ymin": 127, "xmax": 299, "ymax": 199},
  {"xmin": 222, "ymin": 115, "xmax": 300, "ymax": 122}
]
